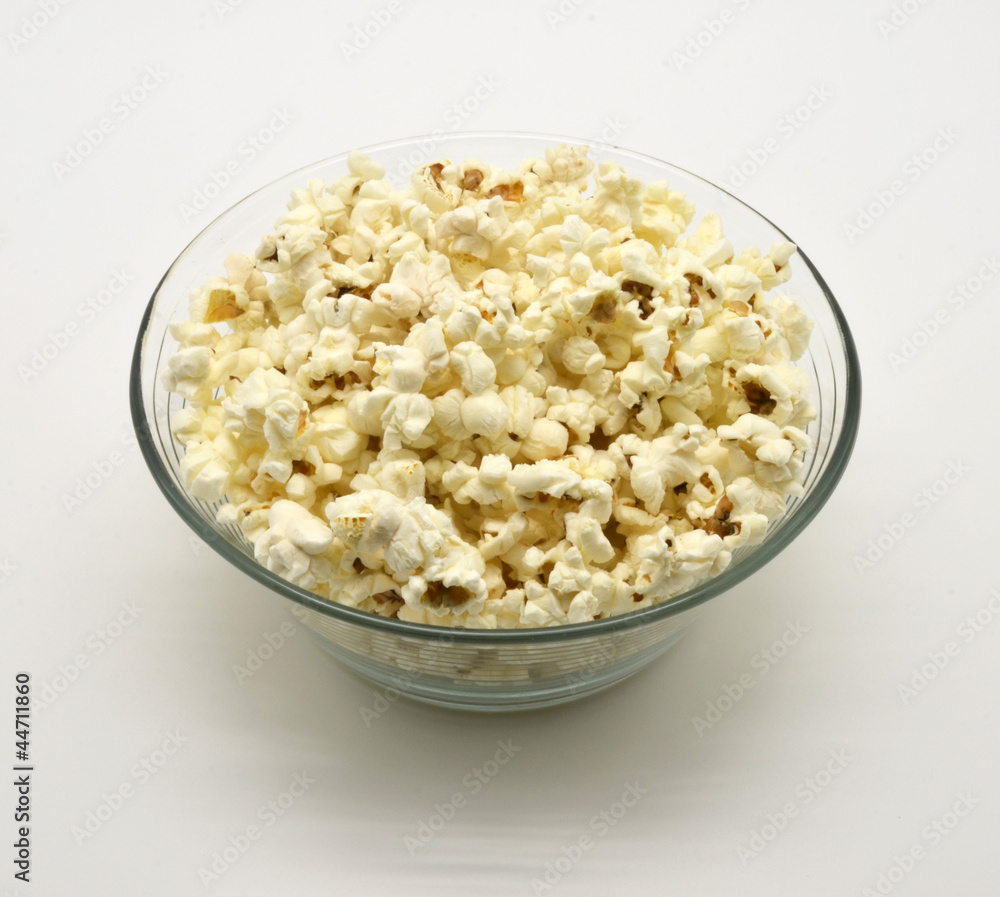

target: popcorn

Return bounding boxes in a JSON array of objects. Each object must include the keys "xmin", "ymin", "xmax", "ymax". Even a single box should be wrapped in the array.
[
  {"xmin": 519, "ymin": 417, "xmax": 569, "ymax": 461},
  {"xmin": 255, "ymin": 500, "xmax": 334, "ymax": 590},
  {"xmin": 450, "ymin": 341, "xmax": 497, "ymax": 394},
  {"xmin": 165, "ymin": 145, "xmax": 815, "ymax": 628},
  {"xmin": 460, "ymin": 392, "xmax": 510, "ymax": 439},
  {"xmin": 561, "ymin": 336, "xmax": 605, "ymax": 376}
]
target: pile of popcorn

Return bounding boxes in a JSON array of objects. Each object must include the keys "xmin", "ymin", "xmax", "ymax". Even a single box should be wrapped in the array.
[{"xmin": 164, "ymin": 145, "xmax": 814, "ymax": 629}]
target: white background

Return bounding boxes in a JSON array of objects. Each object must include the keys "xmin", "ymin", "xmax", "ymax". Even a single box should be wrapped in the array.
[{"xmin": 2, "ymin": 0, "xmax": 999, "ymax": 894}]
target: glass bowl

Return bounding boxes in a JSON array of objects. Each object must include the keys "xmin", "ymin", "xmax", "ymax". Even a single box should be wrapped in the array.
[{"xmin": 130, "ymin": 132, "xmax": 861, "ymax": 712}]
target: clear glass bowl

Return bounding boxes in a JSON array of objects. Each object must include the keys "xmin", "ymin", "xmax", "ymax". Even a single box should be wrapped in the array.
[{"xmin": 130, "ymin": 132, "xmax": 861, "ymax": 712}]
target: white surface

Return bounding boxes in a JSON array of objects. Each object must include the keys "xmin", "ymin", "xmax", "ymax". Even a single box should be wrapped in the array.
[{"xmin": 2, "ymin": 1, "xmax": 998, "ymax": 894}]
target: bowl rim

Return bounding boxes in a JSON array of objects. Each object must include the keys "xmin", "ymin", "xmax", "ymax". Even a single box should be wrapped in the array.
[{"xmin": 129, "ymin": 129, "xmax": 862, "ymax": 643}]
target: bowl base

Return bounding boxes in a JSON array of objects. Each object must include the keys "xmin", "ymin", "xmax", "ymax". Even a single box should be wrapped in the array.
[{"xmin": 304, "ymin": 627, "xmax": 689, "ymax": 713}]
